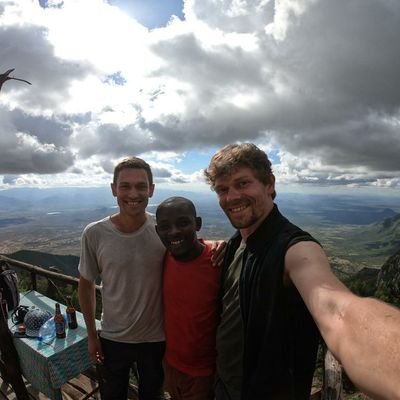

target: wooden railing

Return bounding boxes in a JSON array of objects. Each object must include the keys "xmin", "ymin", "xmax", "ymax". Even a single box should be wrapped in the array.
[
  {"xmin": 0, "ymin": 254, "xmax": 93, "ymax": 291},
  {"xmin": 0, "ymin": 254, "xmax": 344, "ymax": 399},
  {"xmin": 0, "ymin": 254, "xmax": 102, "ymax": 316}
]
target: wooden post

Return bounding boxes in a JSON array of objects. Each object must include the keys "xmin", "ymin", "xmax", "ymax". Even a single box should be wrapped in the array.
[
  {"xmin": 30, "ymin": 271, "xmax": 37, "ymax": 291},
  {"xmin": 322, "ymin": 346, "xmax": 343, "ymax": 400},
  {"xmin": 0, "ymin": 295, "xmax": 30, "ymax": 400}
]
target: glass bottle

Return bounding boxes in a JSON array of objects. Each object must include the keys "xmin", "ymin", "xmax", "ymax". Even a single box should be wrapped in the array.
[
  {"xmin": 54, "ymin": 302, "xmax": 66, "ymax": 338},
  {"xmin": 66, "ymin": 296, "xmax": 78, "ymax": 329}
]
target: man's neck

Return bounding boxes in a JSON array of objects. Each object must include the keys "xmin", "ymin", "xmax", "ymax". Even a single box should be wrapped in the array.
[
  {"xmin": 172, "ymin": 240, "xmax": 205, "ymax": 262},
  {"xmin": 240, "ymin": 203, "xmax": 274, "ymax": 242},
  {"xmin": 110, "ymin": 212, "xmax": 147, "ymax": 233}
]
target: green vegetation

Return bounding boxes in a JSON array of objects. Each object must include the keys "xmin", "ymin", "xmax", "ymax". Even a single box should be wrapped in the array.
[
  {"xmin": 309, "ymin": 213, "xmax": 400, "ymax": 270},
  {"xmin": 7, "ymin": 249, "xmax": 80, "ymax": 277}
]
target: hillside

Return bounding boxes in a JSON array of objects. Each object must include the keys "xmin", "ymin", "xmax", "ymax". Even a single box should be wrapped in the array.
[
  {"xmin": 375, "ymin": 248, "xmax": 400, "ymax": 307},
  {"xmin": 4, "ymin": 249, "xmax": 79, "ymax": 277},
  {"xmin": 339, "ymin": 246, "xmax": 400, "ymax": 308},
  {"xmin": 361, "ymin": 213, "xmax": 400, "ymax": 255},
  {"xmin": 313, "ymin": 213, "xmax": 400, "ymax": 270}
]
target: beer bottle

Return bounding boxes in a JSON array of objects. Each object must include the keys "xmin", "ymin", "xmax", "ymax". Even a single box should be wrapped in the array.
[
  {"xmin": 54, "ymin": 303, "xmax": 66, "ymax": 338},
  {"xmin": 66, "ymin": 296, "xmax": 78, "ymax": 329}
]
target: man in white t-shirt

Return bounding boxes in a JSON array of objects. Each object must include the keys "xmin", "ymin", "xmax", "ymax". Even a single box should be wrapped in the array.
[{"xmin": 78, "ymin": 157, "xmax": 165, "ymax": 400}]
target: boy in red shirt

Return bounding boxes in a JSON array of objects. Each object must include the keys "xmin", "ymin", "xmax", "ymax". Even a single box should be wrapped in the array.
[{"xmin": 156, "ymin": 197, "xmax": 222, "ymax": 400}]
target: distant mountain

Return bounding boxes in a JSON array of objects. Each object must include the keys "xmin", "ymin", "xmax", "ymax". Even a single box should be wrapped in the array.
[
  {"xmin": 378, "ymin": 213, "xmax": 400, "ymax": 233},
  {"xmin": 319, "ymin": 212, "xmax": 400, "ymax": 269},
  {"xmin": 361, "ymin": 213, "xmax": 400, "ymax": 254},
  {"xmin": 0, "ymin": 186, "xmax": 219, "ymax": 212},
  {"xmin": 0, "ymin": 194, "xmax": 31, "ymax": 209},
  {"xmin": 278, "ymin": 193, "xmax": 399, "ymax": 226},
  {"xmin": 1, "ymin": 188, "xmax": 399, "ymax": 228},
  {"xmin": 5, "ymin": 249, "xmax": 79, "ymax": 277},
  {"xmin": 0, "ymin": 187, "xmax": 115, "ymax": 211}
]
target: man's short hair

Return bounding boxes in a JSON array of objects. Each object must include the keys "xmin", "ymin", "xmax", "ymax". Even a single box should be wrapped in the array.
[
  {"xmin": 204, "ymin": 143, "xmax": 276, "ymax": 199},
  {"xmin": 113, "ymin": 156, "xmax": 153, "ymax": 185}
]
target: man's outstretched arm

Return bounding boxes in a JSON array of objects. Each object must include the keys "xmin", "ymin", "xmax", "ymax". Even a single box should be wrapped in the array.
[{"xmin": 285, "ymin": 241, "xmax": 400, "ymax": 400}]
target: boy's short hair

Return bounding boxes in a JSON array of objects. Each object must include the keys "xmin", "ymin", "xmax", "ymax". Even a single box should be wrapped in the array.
[{"xmin": 156, "ymin": 196, "xmax": 197, "ymax": 218}]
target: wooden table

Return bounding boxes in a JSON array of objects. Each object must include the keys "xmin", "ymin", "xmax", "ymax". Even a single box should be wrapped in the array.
[{"xmin": 7, "ymin": 291, "xmax": 99, "ymax": 400}]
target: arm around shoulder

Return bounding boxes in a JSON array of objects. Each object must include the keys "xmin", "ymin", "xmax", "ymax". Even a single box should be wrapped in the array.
[
  {"xmin": 204, "ymin": 239, "xmax": 227, "ymax": 267},
  {"xmin": 285, "ymin": 241, "xmax": 400, "ymax": 400}
]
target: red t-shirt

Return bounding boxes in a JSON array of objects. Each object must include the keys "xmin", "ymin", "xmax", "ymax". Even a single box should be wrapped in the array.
[{"xmin": 163, "ymin": 241, "xmax": 221, "ymax": 377}]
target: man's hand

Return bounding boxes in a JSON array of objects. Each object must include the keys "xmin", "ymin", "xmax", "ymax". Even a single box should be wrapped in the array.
[
  {"xmin": 206, "ymin": 240, "xmax": 227, "ymax": 267},
  {"xmin": 88, "ymin": 333, "xmax": 104, "ymax": 364}
]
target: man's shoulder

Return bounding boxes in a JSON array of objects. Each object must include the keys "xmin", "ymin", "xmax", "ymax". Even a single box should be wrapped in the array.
[
  {"xmin": 198, "ymin": 241, "xmax": 221, "ymax": 273},
  {"xmin": 164, "ymin": 241, "xmax": 215, "ymax": 268},
  {"xmin": 83, "ymin": 216, "xmax": 111, "ymax": 235},
  {"xmin": 198, "ymin": 239, "xmax": 214, "ymax": 257},
  {"xmin": 145, "ymin": 212, "xmax": 156, "ymax": 226},
  {"xmin": 274, "ymin": 208, "xmax": 316, "ymax": 244},
  {"xmin": 281, "ymin": 220, "xmax": 320, "ymax": 249}
]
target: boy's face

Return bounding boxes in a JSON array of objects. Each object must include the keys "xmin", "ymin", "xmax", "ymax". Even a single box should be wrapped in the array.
[{"xmin": 156, "ymin": 203, "xmax": 201, "ymax": 260}]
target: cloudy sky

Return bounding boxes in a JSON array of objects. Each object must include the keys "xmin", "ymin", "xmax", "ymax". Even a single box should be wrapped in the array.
[{"xmin": 1, "ymin": 0, "xmax": 399, "ymax": 195}]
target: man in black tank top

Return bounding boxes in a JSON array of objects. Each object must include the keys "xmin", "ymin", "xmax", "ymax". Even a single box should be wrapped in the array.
[{"xmin": 205, "ymin": 143, "xmax": 400, "ymax": 400}]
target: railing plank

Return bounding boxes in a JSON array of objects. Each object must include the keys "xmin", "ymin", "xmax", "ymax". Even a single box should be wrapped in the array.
[{"xmin": 0, "ymin": 255, "xmax": 101, "ymax": 292}]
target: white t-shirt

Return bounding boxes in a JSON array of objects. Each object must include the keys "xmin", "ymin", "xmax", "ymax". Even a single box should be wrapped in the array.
[{"xmin": 78, "ymin": 213, "xmax": 166, "ymax": 343}]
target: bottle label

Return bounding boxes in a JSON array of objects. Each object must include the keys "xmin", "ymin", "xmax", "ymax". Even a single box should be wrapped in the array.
[
  {"xmin": 67, "ymin": 311, "xmax": 78, "ymax": 329},
  {"xmin": 55, "ymin": 320, "xmax": 65, "ymax": 335}
]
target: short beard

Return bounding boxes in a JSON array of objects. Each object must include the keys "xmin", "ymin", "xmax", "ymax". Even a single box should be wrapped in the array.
[{"xmin": 227, "ymin": 213, "xmax": 259, "ymax": 230}]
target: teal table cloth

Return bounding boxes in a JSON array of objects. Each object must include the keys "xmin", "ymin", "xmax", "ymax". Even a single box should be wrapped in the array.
[{"xmin": 8, "ymin": 290, "xmax": 99, "ymax": 400}]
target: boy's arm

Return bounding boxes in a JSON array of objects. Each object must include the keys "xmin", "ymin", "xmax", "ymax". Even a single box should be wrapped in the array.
[{"xmin": 285, "ymin": 240, "xmax": 400, "ymax": 400}]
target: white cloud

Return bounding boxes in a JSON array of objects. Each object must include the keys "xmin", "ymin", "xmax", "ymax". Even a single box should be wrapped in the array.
[
  {"xmin": 0, "ymin": 0, "xmax": 400, "ymax": 192},
  {"xmin": 265, "ymin": 0, "xmax": 317, "ymax": 41}
]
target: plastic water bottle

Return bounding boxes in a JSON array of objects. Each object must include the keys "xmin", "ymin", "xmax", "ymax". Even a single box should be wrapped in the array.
[{"xmin": 38, "ymin": 316, "xmax": 56, "ymax": 343}]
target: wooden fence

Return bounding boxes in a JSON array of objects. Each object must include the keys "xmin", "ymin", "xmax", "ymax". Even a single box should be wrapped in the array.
[{"xmin": 0, "ymin": 255, "xmax": 102, "ymax": 317}]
